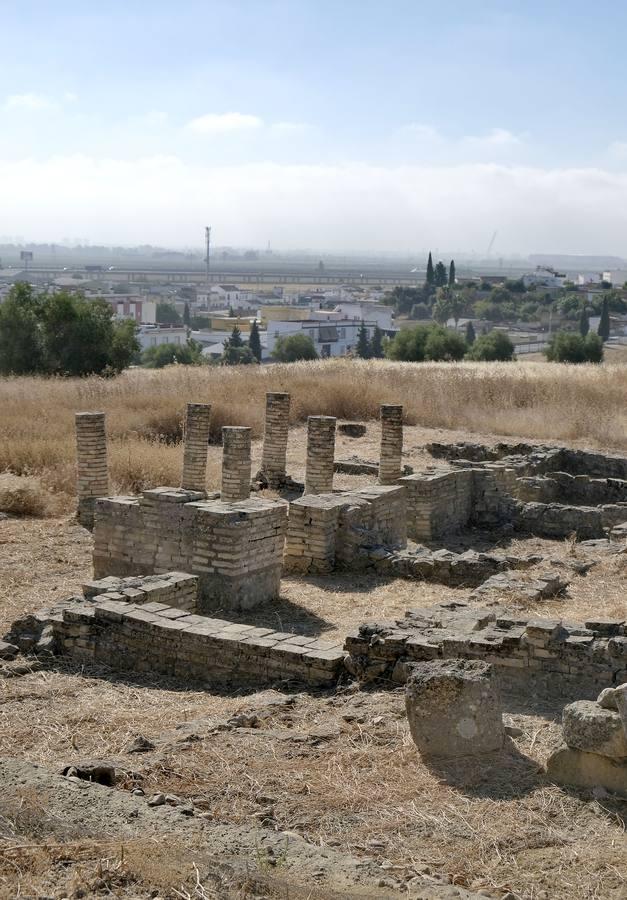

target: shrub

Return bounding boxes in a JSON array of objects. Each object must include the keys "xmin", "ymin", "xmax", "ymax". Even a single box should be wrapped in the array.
[
  {"xmin": 142, "ymin": 342, "xmax": 202, "ymax": 368},
  {"xmin": 272, "ymin": 334, "xmax": 318, "ymax": 362},
  {"xmin": 466, "ymin": 331, "xmax": 515, "ymax": 362},
  {"xmin": 545, "ymin": 331, "xmax": 604, "ymax": 364},
  {"xmin": 0, "ymin": 473, "xmax": 50, "ymax": 517},
  {"xmin": 424, "ymin": 327, "xmax": 467, "ymax": 361},
  {"xmin": 386, "ymin": 324, "xmax": 466, "ymax": 362}
]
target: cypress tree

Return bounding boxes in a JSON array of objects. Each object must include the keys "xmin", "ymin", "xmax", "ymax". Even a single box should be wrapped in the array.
[
  {"xmin": 426, "ymin": 252, "xmax": 435, "ymax": 285},
  {"xmin": 579, "ymin": 306, "xmax": 589, "ymax": 337},
  {"xmin": 183, "ymin": 301, "xmax": 191, "ymax": 327},
  {"xmin": 371, "ymin": 325, "xmax": 384, "ymax": 358},
  {"xmin": 465, "ymin": 320, "xmax": 476, "ymax": 345},
  {"xmin": 248, "ymin": 319, "xmax": 262, "ymax": 362},
  {"xmin": 356, "ymin": 321, "xmax": 371, "ymax": 359},
  {"xmin": 598, "ymin": 297, "xmax": 610, "ymax": 341},
  {"xmin": 228, "ymin": 324, "xmax": 243, "ymax": 348},
  {"xmin": 448, "ymin": 260, "xmax": 456, "ymax": 286},
  {"xmin": 434, "ymin": 261, "xmax": 448, "ymax": 287}
]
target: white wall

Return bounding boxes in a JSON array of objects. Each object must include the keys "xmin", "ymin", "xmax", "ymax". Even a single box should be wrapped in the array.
[{"xmin": 266, "ymin": 319, "xmax": 377, "ymax": 358}]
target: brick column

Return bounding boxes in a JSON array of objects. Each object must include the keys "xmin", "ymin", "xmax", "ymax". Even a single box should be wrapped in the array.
[
  {"xmin": 181, "ymin": 402, "xmax": 212, "ymax": 492},
  {"xmin": 75, "ymin": 411, "xmax": 109, "ymax": 529},
  {"xmin": 221, "ymin": 427, "xmax": 252, "ymax": 502},
  {"xmin": 260, "ymin": 392, "xmax": 290, "ymax": 486},
  {"xmin": 379, "ymin": 404, "xmax": 403, "ymax": 484},
  {"xmin": 305, "ymin": 416, "xmax": 336, "ymax": 495}
]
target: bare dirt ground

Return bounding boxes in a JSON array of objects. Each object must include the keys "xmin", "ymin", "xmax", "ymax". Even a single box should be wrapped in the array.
[{"xmin": 1, "ymin": 426, "xmax": 627, "ymax": 899}]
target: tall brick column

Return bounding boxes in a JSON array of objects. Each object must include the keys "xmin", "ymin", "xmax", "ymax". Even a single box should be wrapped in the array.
[
  {"xmin": 260, "ymin": 392, "xmax": 290, "ymax": 486},
  {"xmin": 305, "ymin": 416, "xmax": 336, "ymax": 495},
  {"xmin": 379, "ymin": 404, "xmax": 403, "ymax": 484},
  {"xmin": 75, "ymin": 411, "xmax": 109, "ymax": 529},
  {"xmin": 181, "ymin": 402, "xmax": 212, "ymax": 492},
  {"xmin": 221, "ymin": 427, "xmax": 252, "ymax": 502}
]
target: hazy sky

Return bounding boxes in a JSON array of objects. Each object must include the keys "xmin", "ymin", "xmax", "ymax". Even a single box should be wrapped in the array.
[{"xmin": 3, "ymin": 0, "xmax": 627, "ymax": 254}]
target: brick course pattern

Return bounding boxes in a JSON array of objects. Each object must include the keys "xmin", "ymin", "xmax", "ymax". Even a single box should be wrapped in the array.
[
  {"xmin": 52, "ymin": 596, "xmax": 344, "ymax": 688},
  {"xmin": 181, "ymin": 403, "xmax": 212, "ymax": 493},
  {"xmin": 221, "ymin": 427, "xmax": 252, "ymax": 502},
  {"xmin": 284, "ymin": 485, "xmax": 406, "ymax": 574},
  {"xmin": 345, "ymin": 602, "xmax": 627, "ymax": 697},
  {"xmin": 75, "ymin": 412, "xmax": 109, "ymax": 529},
  {"xmin": 305, "ymin": 416, "xmax": 336, "ymax": 495},
  {"xmin": 93, "ymin": 488, "xmax": 287, "ymax": 612},
  {"xmin": 260, "ymin": 392, "xmax": 291, "ymax": 487},
  {"xmin": 378, "ymin": 405, "xmax": 403, "ymax": 485}
]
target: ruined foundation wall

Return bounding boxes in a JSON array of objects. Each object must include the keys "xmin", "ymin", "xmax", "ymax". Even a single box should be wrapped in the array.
[
  {"xmin": 284, "ymin": 485, "xmax": 406, "ymax": 574},
  {"xmin": 93, "ymin": 488, "xmax": 288, "ymax": 612},
  {"xmin": 53, "ymin": 597, "xmax": 344, "ymax": 688},
  {"xmin": 345, "ymin": 604, "xmax": 627, "ymax": 698}
]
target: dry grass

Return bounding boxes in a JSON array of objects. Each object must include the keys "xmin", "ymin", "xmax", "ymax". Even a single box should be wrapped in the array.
[
  {"xmin": 1, "ymin": 359, "xmax": 626, "ymax": 499},
  {"xmin": 0, "ymin": 474, "xmax": 54, "ymax": 517}
]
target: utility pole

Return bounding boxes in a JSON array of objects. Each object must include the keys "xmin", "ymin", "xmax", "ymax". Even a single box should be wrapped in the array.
[{"xmin": 205, "ymin": 226, "xmax": 211, "ymax": 286}]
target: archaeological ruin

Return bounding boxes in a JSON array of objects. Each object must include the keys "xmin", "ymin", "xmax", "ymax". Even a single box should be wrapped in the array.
[{"xmin": 4, "ymin": 393, "xmax": 627, "ymax": 798}]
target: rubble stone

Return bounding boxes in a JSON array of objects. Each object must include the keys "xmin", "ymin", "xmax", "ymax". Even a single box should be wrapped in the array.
[{"xmin": 562, "ymin": 701, "xmax": 627, "ymax": 760}]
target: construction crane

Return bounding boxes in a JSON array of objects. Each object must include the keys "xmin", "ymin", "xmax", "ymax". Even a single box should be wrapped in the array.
[{"xmin": 486, "ymin": 231, "xmax": 497, "ymax": 257}]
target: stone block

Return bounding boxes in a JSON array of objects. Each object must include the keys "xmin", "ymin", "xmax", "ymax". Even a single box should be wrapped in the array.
[
  {"xmin": 405, "ymin": 658, "xmax": 504, "ymax": 758},
  {"xmin": 562, "ymin": 700, "xmax": 627, "ymax": 760},
  {"xmin": 546, "ymin": 746, "xmax": 627, "ymax": 797}
]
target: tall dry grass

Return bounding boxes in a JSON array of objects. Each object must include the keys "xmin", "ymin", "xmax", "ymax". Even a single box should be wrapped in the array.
[{"xmin": 1, "ymin": 359, "xmax": 626, "ymax": 498}]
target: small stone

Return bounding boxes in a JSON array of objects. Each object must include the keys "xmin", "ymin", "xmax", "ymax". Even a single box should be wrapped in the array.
[
  {"xmin": 131, "ymin": 788, "xmax": 145, "ymax": 796},
  {"xmin": 226, "ymin": 713, "xmax": 259, "ymax": 729},
  {"xmin": 148, "ymin": 793, "xmax": 166, "ymax": 807},
  {"xmin": 504, "ymin": 725, "xmax": 524, "ymax": 738},
  {"xmin": 127, "ymin": 735, "xmax": 156, "ymax": 753},
  {"xmin": 0, "ymin": 641, "xmax": 19, "ymax": 661}
]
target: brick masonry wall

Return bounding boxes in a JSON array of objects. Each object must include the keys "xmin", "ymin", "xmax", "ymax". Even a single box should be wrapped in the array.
[
  {"xmin": 221, "ymin": 427, "xmax": 252, "ymax": 502},
  {"xmin": 284, "ymin": 485, "xmax": 406, "ymax": 574},
  {"xmin": 93, "ymin": 488, "xmax": 288, "ymax": 612},
  {"xmin": 379, "ymin": 405, "xmax": 403, "ymax": 485},
  {"xmin": 53, "ymin": 597, "xmax": 344, "ymax": 688},
  {"xmin": 345, "ymin": 602, "xmax": 627, "ymax": 697}
]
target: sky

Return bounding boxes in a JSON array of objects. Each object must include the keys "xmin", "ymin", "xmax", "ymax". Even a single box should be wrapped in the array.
[{"xmin": 3, "ymin": 0, "xmax": 627, "ymax": 254}]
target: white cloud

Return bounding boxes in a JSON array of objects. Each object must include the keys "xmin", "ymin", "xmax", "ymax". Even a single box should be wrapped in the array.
[
  {"xmin": 186, "ymin": 112, "xmax": 263, "ymax": 134},
  {"xmin": 4, "ymin": 92, "xmax": 57, "ymax": 111},
  {"xmin": 2, "ymin": 155, "xmax": 627, "ymax": 254},
  {"xmin": 460, "ymin": 127, "xmax": 522, "ymax": 148},
  {"xmin": 270, "ymin": 121, "xmax": 311, "ymax": 134},
  {"xmin": 400, "ymin": 124, "xmax": 524, "ymax": 159}
]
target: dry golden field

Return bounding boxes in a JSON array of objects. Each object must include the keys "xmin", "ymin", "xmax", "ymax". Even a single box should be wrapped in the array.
[{"xmin": 1, "ymin": 358, "xmax": 627, "ymax": 510}]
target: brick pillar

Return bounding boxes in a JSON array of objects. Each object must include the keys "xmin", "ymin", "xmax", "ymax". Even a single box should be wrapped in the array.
[
  {"xmin": 221, "ymin": 427, "xmax": 252, "ymax": 502},
  {"xmin": 260, "ymin": 392, "xmax": 290, "ymax": 486},
  {"xmin": 305, "ymin": 416, "xmax": 336, "ymax": 495},
  {"xmin": 181, "ymin": 403, "xmax": 211, "ymax": 492},
  {"xmin": 75, "ymin": 412, "xmax": 109, "ymax": 529},
  {"xmin": 379, "ymin": 405, "xmax": 403, "ymax": 484}
]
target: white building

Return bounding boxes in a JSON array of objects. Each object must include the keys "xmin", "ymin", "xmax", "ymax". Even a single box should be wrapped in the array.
[
  {"xmin": 333, "ymin": 301, "xmax": 394, "ymax": 331},
  {"xmin": 576, "ymin": 272, "xmax": 602, "ymax": 286},
  {"xmin": 265, "ymin": 318, "xmax": 380, "ymax": 359},
  {"xmin": 602, "ymin": 270, "xmax": 627, "ymax": 286},
  {"xmin": 196, "ymin": 284, "xmax": 253, "ymax": 309},
  {"xmin": 137, "ymin": 325, "xmax": 188, "ymax": 351}
]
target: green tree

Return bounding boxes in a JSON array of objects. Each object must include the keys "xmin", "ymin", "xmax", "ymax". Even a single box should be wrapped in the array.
[
  {"xmin": 385, "ymin": 323, "xmax": 466, "ymax": 362},
  {"xmin": 370, "ymin": 325, "xmax": 384, "ymax": 358},
  {"xmin": 545, "ymin": 332, "xmax": 604, "ymax": 364},
  {"xmin": 465, "ymin": 320, "xmax": 476, "ymax": 345},
  {"xmin": 410, "ymin": 302, "xmax": 431, "ymax": 319},
  {"xmin": 466, "ymin": 330, "xmax": 515, "ymax": 361},
  {"xmin": 448, "ymin": 260, "xmax": 456, "ymax": 286},
  {"xmin": 579, "ymin": 306, "xmax": 590, "ymax": 337},
  {"xmin": 222, "ymin": 344, "xmax": 256, "ymax": 365},
  {"xmin": 248, "ymin": 319, "xmax": 262, "ymax": 362},
  {"xmin": 183, "ymin": 301, "xmax": 191, "ymax": 327},
  {"xmin": 156, "ymin": 302, "xmax": 182, "ymax": 325},
  {"xmin": 110, "ymin": 318, "xmax": 141, "ymax": 372},
  {"xmin": 356, "ymin": 321, "xmax": 371, "ymax": 358},
  {"xmin": 434, "ymin": 261, "xmax": 448, "ymax": 287},
  {"xmin": 598, "ymin": 297, "xmax": 610, "ymax": 341},
  {"xmin": 227, "ymin": 325, "xmax": 243, "ymax": 348},
  {"xmin": 426, "ymin": 252, "xmax": 435, "ymax": 286},
  {"xmin": 432, "ymin": 289, "xmax": 452, "ymax": 325},
  {"xmin": 42, "ymin": 293, "xmax": 116, "ymax": 376},
  {"xmin": 0, "ymin": 282, "xmax": 45, "ymax": 375},
  {"xmin": 142, "ymin": 343, "xmax": 196, "ymax": 368},
  {"xmin": 272, "ymin": 334, "xmax": 318, "ymax": 362},
  {"xmin": 424, "ymin": 326, "xmax": 467, "ymax": 361}
]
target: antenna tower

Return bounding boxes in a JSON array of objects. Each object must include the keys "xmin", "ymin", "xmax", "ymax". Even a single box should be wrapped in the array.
[{"xmin": 205, "ymin": 226, "xmax": 211, "ymax": 285}]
